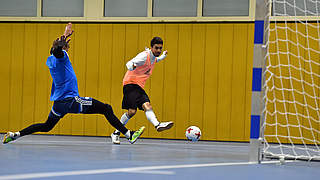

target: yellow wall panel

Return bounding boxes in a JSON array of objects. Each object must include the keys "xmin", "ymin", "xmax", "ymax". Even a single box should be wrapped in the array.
[
  {"xmin": 230, "ymin": 24, "xmax": 248, "ymax": 141},
  {"xmin": 0, "ymin": 22, "xmax": 255, "ymax": 142},
  {"xmin": 217, "ymin": 24, "xmax": 234, "ymax": 141},
  {"xmin": 21, "ymin": 24, "xmax": 37, "ymax": 131},
  {"xmin": 97, "ymin": 24, "xmax": 113, "ymax": 136},
  {"xmin": 203, "ymin": 24, "xmax": 220, "ymax": 140},
  {"xmin": 0, "ymin": 24, "xmax": 11, "ymax": 132},
  {"xmin": 34, "ymin": 24, "xmax": 51, "ymax": 135},
  {"xmin": 9, "ymin": 24, "xmax": 24, "ymax": 132},
  {"xmin": 162, "ymin": 24, "xmax": 179, "ymax": 139},
  {"xmin": 189, "ymin": 24, "xmax": 205, "ymax": 132},
  {"xmin": 175, "ymin": 24, "xmax": 192, "ymax": 138},
  {"xmin": 245, "ymin": 24, "xmax": 254, "ymax": 139}
]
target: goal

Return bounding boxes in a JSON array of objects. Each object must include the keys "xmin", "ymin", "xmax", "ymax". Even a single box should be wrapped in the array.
[{"xmin": 262, "ymin": 0, "xmax": 320, "ymax": 161}]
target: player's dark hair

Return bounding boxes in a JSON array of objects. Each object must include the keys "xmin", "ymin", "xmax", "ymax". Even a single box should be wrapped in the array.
[
  {"xmin": 50, "ymin": 36, "xmax": 70, "ymax": 58},
  {"xmin": 151, "ymin": 37, "xmax": 163, "ymax": 47}
]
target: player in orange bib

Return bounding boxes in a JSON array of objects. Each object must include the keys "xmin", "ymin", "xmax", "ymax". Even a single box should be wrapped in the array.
[{"xmin": 111, "ymin": 37, "xmax": 174, "ymax": 144}]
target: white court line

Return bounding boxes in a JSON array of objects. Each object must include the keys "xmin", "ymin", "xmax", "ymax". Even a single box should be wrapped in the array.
[
  {"xmin": 16, "ymin": 140, "xmax": 248, "ymax": 148},
  {"xmin": 0, "ymin": 161, "xmax": 288, "ymax": 180},
  {"xmin": 129, "ymin": 170, "xmax": 174, "ymax": 175}
]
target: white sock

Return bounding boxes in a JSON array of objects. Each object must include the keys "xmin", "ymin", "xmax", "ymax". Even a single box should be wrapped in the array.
[
  {"xmin": 124, "ymin": 130, "xmax": 131, "ymax": 139},
  {"xmin": 14, "ymin": 132, "xmax": 20, "ymax": 138},
  {"xmin": 145, "ymin": 110, "xmax": 160, "ymax": 127},
  {"xmin": 114, "ymin": 113, "xmax": 130, "ymax": 134}
]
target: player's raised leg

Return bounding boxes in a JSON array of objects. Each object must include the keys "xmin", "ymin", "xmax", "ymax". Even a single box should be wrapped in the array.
[{"xmin": 142, "ymin": 102, "xmax": 174, "ymax": 132}]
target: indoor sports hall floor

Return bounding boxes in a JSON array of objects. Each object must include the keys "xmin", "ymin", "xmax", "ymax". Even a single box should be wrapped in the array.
[{"xmin": 0, "ymin": 134, "xmax": 319, "ymax": 180}]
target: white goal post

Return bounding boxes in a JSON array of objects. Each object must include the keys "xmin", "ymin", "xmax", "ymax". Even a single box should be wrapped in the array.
[{"xmin": 250, "ymin": 0, "xmax": 320, "ymax": 162}]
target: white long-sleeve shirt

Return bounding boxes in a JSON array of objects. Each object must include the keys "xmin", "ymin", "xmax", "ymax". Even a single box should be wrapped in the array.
[{"xmin": 126, "ymin": 48, "xmax": 167, "ymax": 71}]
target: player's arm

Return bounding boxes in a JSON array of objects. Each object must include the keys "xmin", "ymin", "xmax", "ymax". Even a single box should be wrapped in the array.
[
  {"xmin": 156, "ymin": 50, "xmax": 168, "ymax": 63},
  {"xmin": 126, "ymin": 52, "xmax": 147, "ymax": 71},
  {"xmin": 50, "ymin": 23, "xmax": 73, "ymax": 58}
]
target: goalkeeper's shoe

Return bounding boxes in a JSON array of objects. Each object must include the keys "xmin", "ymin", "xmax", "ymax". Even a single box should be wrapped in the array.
[
  {"xmin": 128, "ymin": 126, "xmax": 145, "ymax": 144},
  {"xmin": 111, "ymin": 131, "xmax": 120, "ymax": 144},
  {"xmin": 2, "ymin": 132, "xmax": 17, "ymax": 144},
  {"xmin": 156, "ymin": 121, "xmax": 174, "ymax": 132}
]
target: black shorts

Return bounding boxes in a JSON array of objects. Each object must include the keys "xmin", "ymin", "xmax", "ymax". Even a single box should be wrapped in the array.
[
  {"xmin": 122, "ymin": 84, "xmax": 150, "ymax": 110},
  {"xmin": 49, "ymin": 96, "xmax": 93, "ymax": 118}
]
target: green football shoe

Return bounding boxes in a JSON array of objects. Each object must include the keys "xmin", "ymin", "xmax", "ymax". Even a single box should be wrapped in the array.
[
  {"xmin": 128, "ymin": 126, "xmax": 145, "ymax": 144},
  {"xmin": 2, "ymin": 132, "xmax": 16, "ymax": 144}
]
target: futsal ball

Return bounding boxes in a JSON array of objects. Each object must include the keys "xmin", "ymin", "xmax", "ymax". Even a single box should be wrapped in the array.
[{"xmin": 185, "ymin": 126, "xmax": 201, "ymax": 141}]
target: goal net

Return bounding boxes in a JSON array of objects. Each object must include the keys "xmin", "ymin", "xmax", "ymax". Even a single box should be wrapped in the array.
[{"xmin": 262, "ymin": 0, "xmax": 320, "ymax": 161}]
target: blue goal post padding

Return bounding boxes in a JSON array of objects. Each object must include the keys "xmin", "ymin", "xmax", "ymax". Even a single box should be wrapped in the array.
[
  {"xmin": 252, "ymin": 68, "xmax": 262, "ymax": 92},
  {"xmin": 250, "ymin": 115, "xmax": 260, "ymax": 139},
  {"xmin": 254, "ymin": 20, "xmax": 264, "ymax": 44}
]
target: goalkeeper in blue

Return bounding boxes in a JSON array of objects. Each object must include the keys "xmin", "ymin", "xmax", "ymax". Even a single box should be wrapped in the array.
[{"xmin": 2, "ymin": 23, "xmax": 144, "ymax": 145}]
